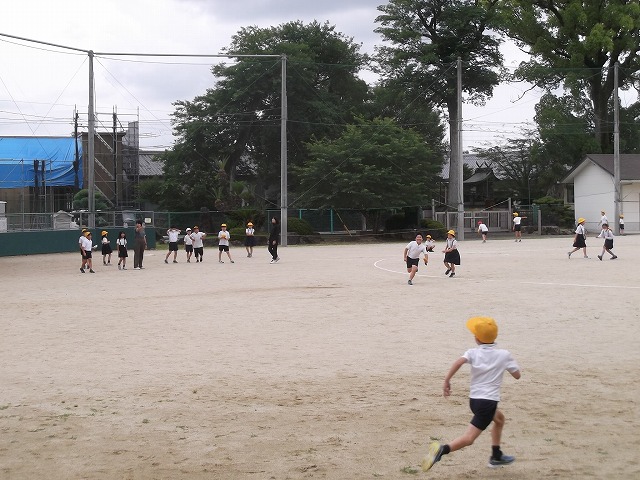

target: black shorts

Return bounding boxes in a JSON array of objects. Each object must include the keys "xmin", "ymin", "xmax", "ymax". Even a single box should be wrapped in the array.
[
  {"xmin": 82, "ymin": 251, "xmax": 92, "ymax": 260},
  {"xmin": 406, "ymin": 257, "xmax": 420, "ymax": 269},
  {"xmin": 168, "ymin": 242, "xmax": 178, "ymax": 252},
  {"xmin": 469, "ymin": 398, "xmax": 498, "ymax": 430},
  {"xmin": 480, "ymin": 231, "xmax": 488, "ymax": 236},
  {"xmin": 514, "ymin": 224, "xmax": 521, "ymax": 232},
  {"xmin": 185, "ymin": 244, "xmax": 193, "ymax": 252},
  {"xmin": 219, "ymin": 245, "xmax": 229, "ymax": 252}
]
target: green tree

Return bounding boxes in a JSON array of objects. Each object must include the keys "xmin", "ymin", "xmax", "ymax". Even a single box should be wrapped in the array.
[
  {"xmin": 72, "ymin": 189, "xmax": 109, "ymax": 211},
  {"xmin": 165, "ymin": 21, "xmax": 369, "ymax": 210},
  {"xmin": 375, "ymin": 0, "xmax": 504, "ymax": 210},
  {"xmin": 497, "ymin": 0, "xmax": 640, "ymax": 152},
  {"xmin": 295, "ymin": 117, "xmax": 444, "ymax": 230}
]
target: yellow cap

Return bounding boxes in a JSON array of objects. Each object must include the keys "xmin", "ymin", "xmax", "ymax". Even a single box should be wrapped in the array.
[
  {"xmin": 466, "ymin": 316, "xmax": 498, "ymax": 343},
  {"xmin": 101, "ymin": 230, "xmax": 108, "ymax": 236},
  {"xmin": 513, "ymin": 212, "xmax": 518, "ymax": 216},
  {"xmin": 577, "ymin": 218, "xmax": 586, "ymax": 224},
  {"xmin": 426, "ymin": 235, "xmax": 431, "ymax": 238},
  {"xmin": 247, "ymin": 222, "xmax": 253, "ymax": 226},
  {"xmin": 221, "ymin": 223, "xmax": 227, "ymax": 227},
  {"xmin": 447, "ymin": 230, "xmax": 455, "ymax": 236}
]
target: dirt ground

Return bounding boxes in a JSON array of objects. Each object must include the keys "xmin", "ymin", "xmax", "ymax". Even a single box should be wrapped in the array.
[{"xmin": 1, "ymin": 233, "xmax": 639, "ymax": 479}]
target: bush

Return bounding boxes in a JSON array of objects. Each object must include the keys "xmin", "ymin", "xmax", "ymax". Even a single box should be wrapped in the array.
[
  {"xmin": 287, "ymin": 217, "xmax": 316, "ymax": 235},
  {"xmin": 533, "ymin": 196, "xmax": 575, "ymax": 228},
  {"xmin": 384, "ymin": 213, "xmax": 409, "ymax": 231},
  {"xmin": 420, "ymin": 219, "xmax": 447, "ymax": 240}
]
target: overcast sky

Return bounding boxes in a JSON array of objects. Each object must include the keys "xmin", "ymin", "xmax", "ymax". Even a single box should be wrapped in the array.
[{"xmin": 2, "ymin": 0, "xmax": 552, "ymax": 151}]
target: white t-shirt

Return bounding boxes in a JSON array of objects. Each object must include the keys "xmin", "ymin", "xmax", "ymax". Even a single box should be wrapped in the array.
[
  {"xmin": 102, "ymin": 237, "xmax": 109, "ymax": 244},
  {"xmin": 598, "ymin": 228, "xmax": 614, "ymax": 240},
  {"xmin": 80, "ymin": 236, "xmax": 93, "ymax": 252},
  {"xmin": 191, "ymin": 231, "xmax": 205, "ymax": 248},
  {"xmin": 405, "ymin": 240, "xmax": 427, "ymax": 259},
  {"xmin": 167, "ymin": 229, "xmax": 180, "ymax": 242},
  {"xmin": 246, "ymin": 227, "xmax": 255, "ymax": 236},
  {"xmin": 513, "ymin": 216, "xmax": 522, "ymax": 226},
  {"xmin": 218, "ymin": 230, "xmax": 230, "ymax": 246},
  {"xmin": 446, "ymin": 238, "xmax": 458, "ymax": 250},
  {"xmin": 575, "ymin": 224, "xmax": 586, "ymax": 236},
  {"xmin": 462, "ymin": 343, "xmax": 520, "ymax": 401},
  {"xmin": 600, "ymin": 214, "xmax": 608, "ymax": 226},
  {"xmin": 183, "ymin": 232, "xmax": 193, "ymax": 245},
  {"xmin": 478, "ymin": 223, "xmax": 488, "ymax": 233}
]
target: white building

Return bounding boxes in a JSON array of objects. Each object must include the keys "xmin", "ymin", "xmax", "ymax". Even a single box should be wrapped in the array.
[{"xmin": 562, "ymin": 154, "xmax": 640, "ymax": 232}]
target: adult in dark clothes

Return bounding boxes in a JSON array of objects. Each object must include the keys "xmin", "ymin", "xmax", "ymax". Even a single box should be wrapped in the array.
[
  {"xmin": 133, "ymin": 220, "xmax": 147, "ymax": 269},
  {"xmin": 268, "ymin": 217, "xmax": 280, "ymax": 263}
]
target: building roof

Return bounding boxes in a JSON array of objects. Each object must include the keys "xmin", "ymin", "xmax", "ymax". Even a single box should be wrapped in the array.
[
  {"xmin": 441, "ymin": 153, "xmax": 493, "ymax": 180},
  {"xmin": 562, "ymin": 154, "xmax": 640, "ymax": 183},
  {"xmin": 463, "ymin": 169, "xmax": 495, "ymax": 184},
  {"xmin": 138, "ymin": 151, "xmax": 164, "ymax": 177}
]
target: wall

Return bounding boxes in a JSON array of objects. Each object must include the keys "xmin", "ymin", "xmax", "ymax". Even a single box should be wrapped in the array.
[
  {"xmin": 0, "ymin": 228, "xmax": 155, "ymax": 257},
  {"xmin": 574, "ymin": 162, "xmax": 614, "ymax": 232}
]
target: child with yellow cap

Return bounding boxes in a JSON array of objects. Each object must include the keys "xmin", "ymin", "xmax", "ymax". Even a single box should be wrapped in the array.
[
  {"xmin": 422, "ymin": 316, "xmax": 521, "ymax": 471},
  {"xmin": 568, "ymin": 217, "xmax": 589, "ymax": 259}
]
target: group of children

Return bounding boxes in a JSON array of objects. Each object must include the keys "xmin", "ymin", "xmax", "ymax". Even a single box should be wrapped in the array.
[
  {"xmin": 568, "ymin": 210, "xmax": 621, "ymax": 260},
  {"xmin": 403, "ymin": 230, "xmax": 460, "ymax": 284},
  {"xmin": 78, "ymin": 229, "xmax": 128, "ymax": 272}
]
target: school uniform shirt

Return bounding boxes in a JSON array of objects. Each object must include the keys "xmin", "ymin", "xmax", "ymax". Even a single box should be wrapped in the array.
[
  {"xmin": 80, "ymin": 236, "xmax": 93, "ymax": 252},
  {"xmin": 167, "ymin": 229, "xmax": 180, "ymax": 242},
  {"xmin": 116, "ymin": 238, "xmax": 127, "ymax": 248},
  {"xmin": 191, "ymin": 232, "xmax": 205, "ymax": 248},
  {"xmin": 218, "ymin": 230, "xmax": 230, "ymax": 246},
  {"xmin": 424, "ymin": 239, "xmax": 436, "ymax": 251},
  {"xmin": 575, "ymin": 224, "xmax": 586, "ymax": 236},
  {"xmin": 598, "ymin": 228, "xmax": 614, "ymax": 240},
  {"xmin": 405, "ymin": 241, "xmax": 427, "ymax": 259},
  {"xmin": 478, "ymin": 223, "xmax": 488, "ymax": 233},
  {"xmin": 600, "ymin": 214, "xmax": 609, "ymax": 226},
  {"xmin": 513, "ymin": 217, "xmax": 522, "ymax": 226},
  {"xmin": 183, "ymin": 233, "xmax": 193, "ymax": 246},
  {"xmin": 462, "ymin": 343, "xmax": 520, "ymax": 402}
]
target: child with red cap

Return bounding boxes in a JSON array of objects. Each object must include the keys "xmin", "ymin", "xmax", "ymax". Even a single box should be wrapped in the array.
[{"xmin": 422, "ymin": 316, "xmax": 521, "ymax": 471}]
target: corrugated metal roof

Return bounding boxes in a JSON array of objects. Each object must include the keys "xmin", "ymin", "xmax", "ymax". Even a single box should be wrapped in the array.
[{"xmin": 138, "ymin": 151, "xmax": 164, "ymax": 177}]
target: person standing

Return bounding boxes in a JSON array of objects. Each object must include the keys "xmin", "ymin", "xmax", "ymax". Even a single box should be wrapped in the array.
[
  {"xmin": 165, "ymin": 226, "xmax": 180, "ymax": 264},
  {"xmin": 218, "ymin": 223, "xmax": 234, "ymax": 263},
  {"xmin": 568, "ymin": 217, "xmax": 588, "ymax": 259},
  {"xmin": 403, "ymin": 234, "xmax": 428, "ymax": 285},
  {"xmin": 619, "ymin": 214, "xmax": 625, "ymax": 235},
  {"xmin": 133, "ymin": 220, "xmax": 147, "ymax": 269},
  {"xmin": 421, "ymin": 316, "xmax": 521, "ymax": 472},
  {"xmin": 191, "ymin": 225, "xmax": 206, "ymax": 263},
  {"xmin": 78, "ymin": 228, "xmax": 88, "ymax": 267},
  {"xmin": 598, "ymin": 210, "xmax": 608, "ymax": 229},
  {"xmin": 101, "ymin": 230, "xmax": 113, "ymax": 266},
  {"xmin": 184, "ymin": 227, "xmax": 194, "ymax": 262},
  {"xmin": 116, "ymin": 231, "xmax": 128, "ymax": 270},
  {"xmin": 244, "ymin": 222, "xmax": 256, "ymax": 257},
  {"xmin": 443, "ymin": 230, "xmax": 460, "ymax": 278},
  {"xmin": 477, "ymin": 221, "xmax": 488, "ymax": 243},
  {"xmin": 80, "ymin": 232, "xmax": 96, "ymax": 273},
  {"xmin": 597, "ymin": 223, "xmax": 617, "ymax": 260},
  {"xmin": 268, "ymin": 217, "xmax": 280, "ymax": 263},
  {"xmin": 512, "ymin": 213, "xmax": 523, "ymax": 242}
]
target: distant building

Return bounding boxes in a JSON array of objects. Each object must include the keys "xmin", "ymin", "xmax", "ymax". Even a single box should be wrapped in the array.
[{"xmin": 561, "ymin": 154, "xmax": 640, "ymax": 232}]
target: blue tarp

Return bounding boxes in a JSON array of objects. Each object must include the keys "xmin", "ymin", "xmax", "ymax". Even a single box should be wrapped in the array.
[{"xmin": 0, "ymin": 137, "xmax": 82, "ymax": 189}]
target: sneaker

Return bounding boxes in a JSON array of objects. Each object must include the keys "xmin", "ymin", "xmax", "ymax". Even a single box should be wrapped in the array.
[
  {"xmin": 567, "ymin": 252, "xmax": 572, "ymax": 259},
  {"xmin": 489, "ymin": 454, "xmax": 515, "ymax": 467},
  {"xmin": 122, "ymin": 267, "xmax": 127, "ymax": 270},
  {"xmin": 219, "ymin": 260, "xmax": 224, "ymax": 263},
  {"xmin": 139, "ymin": 266, "xmax": 144, "ymax": 269},
  {"xmin": 187, "ymin": 259, "xmax": 190, "ymax": 263},
  {"xmin": 230, "ymin": 260, "xmax": 235, "ymax": 263},
  {"xmin": 445, "ymin": 269, "xmax": 451, "ymax": 275},
  {"xmin": 173, "ymin": 260, "xmax": 178, "ymax": 263},
  {"xmin": 449, "ymin": 272, "xmax": 455, "ymax": 277},
  {"xmin": 583, "ymin": 256, "xmax": 589, "ymax": 259},
  {"xmin": 196, "ymin": 259, "xmax": 199, "ymax": 263},
  {"xmin": 133, "ymin": 267, "xmax": 140, "ymax": 270},
  {"xmin": 519, "ymin": 239, "xmax": 522, "ymax": 242},
  {"xmin": 611, "ymin": 255, "xmax": 618, "ymax": 260},
  {"xmin": 89, "ymin": 269, "xmax": 95, "ymax": 273},
  {"xmin": 408, "ymin": 279, "xmax": 413, "ymax": 285},
  {"xmin": 270, "ymin": 259, "xmax": 275, "ymax": 264},
  {"xmin": 164, "ymin": 259, "xmax": 168, "ymax": 264},
  {"xmin": 275, "ymin": 257, "xmax": 280, "ymax": 262},
  {"xmin": 118, "ymin": 265, "xmax": 121, "ymax": 270},
  {"xmin": 421, "ymin": 441, "xmax": 444, "ymax": 472},
  {"xmin": 597, "ymin": 255, "xmax": 603, "ymax": 261},
  {"xmin": 80, "ymin": 267, "xmax": 85, "ymax": 273}
]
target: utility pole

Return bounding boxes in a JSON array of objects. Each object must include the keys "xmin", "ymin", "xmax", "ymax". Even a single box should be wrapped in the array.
[
  {"xmin": 613, "ymin": 62, "xmax": 621, "ymax": 235},
  {"xmin": 280, "ymin": 54, "xmax": 288, "ymax": 247},
  {"xmin": 457, "ymin": 57, "xmax": 465, "ymax": 240},
  {"xmin": 88, "ymin": 50, "xmax": 95, "ymax": 228}
]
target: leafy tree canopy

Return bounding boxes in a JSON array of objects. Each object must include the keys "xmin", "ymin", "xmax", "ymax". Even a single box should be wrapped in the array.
[{"xmin": 295, "ymin": 117, "xmax": 444, "ymax": 210}]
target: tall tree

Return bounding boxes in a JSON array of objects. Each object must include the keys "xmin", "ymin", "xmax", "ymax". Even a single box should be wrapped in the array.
[
  {"xmin": 497, "ymin": 0, "xmax": 640, "ymax": 152},
  {"xmin": 375, "ymin": 0, "xmax": 504, "ymax": 210},
  {"xmin": 165, "ymin": 21, "xmax": 369, "ymax": 210},
  {"xmin": 296, "ymin": 117, "xmax": 444, "ymax": 229}
]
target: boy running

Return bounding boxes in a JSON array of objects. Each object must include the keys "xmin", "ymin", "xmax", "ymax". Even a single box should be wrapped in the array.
[{"xmin": 422, "ymin": 316, "xmax": 521, "ymax": 471}]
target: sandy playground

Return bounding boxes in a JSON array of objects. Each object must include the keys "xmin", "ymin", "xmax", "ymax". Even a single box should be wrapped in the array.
[{"xmin": 1, "ymin": 233, "xmax": 639, "ymax": 479}]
